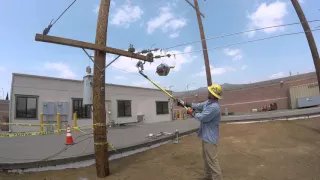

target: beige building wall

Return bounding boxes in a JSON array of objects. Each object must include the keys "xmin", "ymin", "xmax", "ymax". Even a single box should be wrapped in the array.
[
  {"xmin": 9, "ymin": 73, "xmax": 172, "ymax": 132},
  {"xmin": 289, "ymin": 82, "xmax": 320, "ymax": 109}
]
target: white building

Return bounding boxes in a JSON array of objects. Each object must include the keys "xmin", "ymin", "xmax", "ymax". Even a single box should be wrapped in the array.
[{"xmin": 9, "ymin": 73, "xmax": 173, "ymax": 132}]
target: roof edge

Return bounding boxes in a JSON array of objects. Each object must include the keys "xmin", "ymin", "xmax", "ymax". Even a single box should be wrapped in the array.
[
  {"xmin": 173, "ymin": 71, "xmax": 316, "ymax": 96},
  {"xmin": 12, "ymin": 73, "xmax": 172, "ymax": 93}
]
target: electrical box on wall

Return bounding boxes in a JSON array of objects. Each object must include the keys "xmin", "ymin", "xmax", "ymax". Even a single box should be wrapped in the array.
[
  {"xmin": 83, "ymin": 74, "xmax": 93, "ymax": 105},
  {"xmin": 43, "ymin": 102, "xmax": 56, "ymax": 115},
  {"xmin": 55, "ymin": 102, "xmax": 69, "ymax": 115},
  {"xmin": 296, "ymin": 96, "xmax": 320, "ymax": 108}
]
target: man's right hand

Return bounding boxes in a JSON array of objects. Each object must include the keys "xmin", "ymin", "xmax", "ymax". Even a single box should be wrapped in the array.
[{"xmin": 186, "ymin": 108, "xmax": 195, "ymax": 116}]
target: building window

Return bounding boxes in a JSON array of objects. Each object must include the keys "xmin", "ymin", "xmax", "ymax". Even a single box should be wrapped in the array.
[
  {"xmin": 117, "ymin": 100, "xmax": 131, "ymax": 117},
  {"xmin": 15, "ymin": 95, "xmax": 38, "ymax": 119},
  {"xmin": 72, "ymin": 99, "xmax": 91, "ymax": 119},
  {"xmin": 156, "ymin": 101, "xmax": 169, "ymax": 115}
]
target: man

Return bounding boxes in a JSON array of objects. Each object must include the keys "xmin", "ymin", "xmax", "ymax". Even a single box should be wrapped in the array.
[{"xmin": 176, "ymin": 84, "xmax": 223, "ymax": 180}]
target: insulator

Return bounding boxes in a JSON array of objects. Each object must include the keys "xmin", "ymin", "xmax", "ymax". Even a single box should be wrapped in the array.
[
  {"xmin": 86, "ymin": 66, "xmax": 92, "ymax": 74},
  {"xmin": 140, "ymin": 50, "xmax": 149, "ymax": 54},
  {"xmin": 136, "ymin": 61, "xmax": 142, "ymax": 68},
  {"xmin": 147, "ymin": 52, "xmax": 154, "ymax": 61},
  {"xmin": 43, "ymin": 24, "xmax": 52, "ymax": 36},
  {"xmin": 128, "ymin": 44, "xmax": 135, "ymax": 53}
]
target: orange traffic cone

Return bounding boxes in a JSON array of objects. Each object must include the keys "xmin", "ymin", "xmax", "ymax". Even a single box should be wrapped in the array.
[{"xmin": 65, "ymin": 125, "xmax": 74, "ymax": 145}]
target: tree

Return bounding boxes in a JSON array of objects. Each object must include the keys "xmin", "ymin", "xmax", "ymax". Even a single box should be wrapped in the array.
[{"xmin": 5, "ymin": 92, "xmax": 8, "ymax": 100}]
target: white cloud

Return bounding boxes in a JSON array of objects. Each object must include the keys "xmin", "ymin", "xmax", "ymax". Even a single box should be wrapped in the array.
[
  {"xmin": 247, "ymin": 1, "xmax": 288, "ymax": 37},
  {"xmin": 224, "ymin": 48, "xmax": 241, "ymax": 56},
  {"xmin": 147, "ymin": 4, "xmax": 187, "ymax": 37},
  {"xmin": 195, "ymin": 64, "xmax": 236, "ymax": 76},
  {"xmin": 111, "ymin": 45, "xmax": 195, "ymax": 75},
  {"xmin": 44, "ymin": 63, "xmax": 76, "ymax": 79},
  {"xmin": 111, "ymin": 1, "xmax": 116, "ymax": 7},
  {"xmin": 0, "ymin": 66, "xmax": 6, "ymax": 73},
  {"xmin": 241, "ymin": 65, "xmax": 248, "ymax": 70},
  {"xmin": 305, "ymin": 67, "xmax": 314, "ymax": 73},
  {"xmin": 233, "ymin": 55, "xmax": 243, "ymax": 61},
  {"xmin": 245, "ymin": 71, "xmax": 291, "ymax": 83},
  {"xmin": 184, "ymin": 45, "xmax": 192, "ymax": 53},
  {"xmin": 114, "ymin": 76, "xmax": 127, "ymax": 80},
  {"xmin": 246, "ymin": 30, "xmax": 256, "ymax": 38},
  {"xmin": 186, "ymin": 86, "xmax": 197, "ymax": 91},
  {"xmin": 245, "ymin": 71, "xmax": 287, "ymax": 83},
  {"xmin": 212, "ymin": 66, "xmax": 236, "ymax": 75},
  {"xmin": 163, "ymin": 19, "xmax": 187, "ymax": 32},
  {"xmin": 298, "ymin": 0, "xmax": 305, "ymax": 4},
  {"xmin": 132, "ymin": 80, "xmax": 159, "ymax": 89},
  {"xmin": 169, "ymin": 31, "xmax": 180, "ymax": 38},
  {"xmin": 110, "ymin": 0, "xmax": 143, "ymax": 28},
  {"xmin": 223, "ymin": 48, "xmax": 243, "ymax": 61},
  {"xmin": 244, "ymin": 80, "xmax": 251, "ymax": 84},
  {"xmin": 93, "ymin": 5, "xmax": 99, "ymax": 14},
  {"xmin": 269, "ymin": 72, "xmax": 285, "ymax": 79}
]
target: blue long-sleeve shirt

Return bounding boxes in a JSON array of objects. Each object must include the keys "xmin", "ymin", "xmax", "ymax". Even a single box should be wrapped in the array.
[{"xmin": 192, "ymin": 100, "xmax": 221, "ymax": 144}]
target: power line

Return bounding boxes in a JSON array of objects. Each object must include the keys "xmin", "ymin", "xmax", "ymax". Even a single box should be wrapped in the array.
[
  {"xmin": 163, "ymin": 19, "xmax": 320, "ymax": 50},
  {"xmin": 52, "ymin": 0, "xmax": 77, "ymax": 26},
  {"xmin": 172, "ymin": 28, "xmax": 320, "ymax": 56},
  {"xmin": 43, "ymin": 0, "xmax": 78, "ymax": 35},
  {"xmin": 40, "ymin": 133, "xmax": 93, "ymax": 161},
  {"xmin": 90, "ymin": 30, "xmax": 320, "ymax": 78},
  {"xmin": 110, "ymin": 65, "xmax": 141, "ymax": 76}
]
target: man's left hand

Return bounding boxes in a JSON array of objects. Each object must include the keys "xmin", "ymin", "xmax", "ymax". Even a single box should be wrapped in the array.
[{"xmin": 186, "ymin": 108, "xmax": 195, "ymax": 116}]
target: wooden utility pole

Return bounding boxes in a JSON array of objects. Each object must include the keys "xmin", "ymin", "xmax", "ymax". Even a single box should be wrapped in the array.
[
  {"xmin": 194, "ymin": 0, "xmax": 212, "ymax": 86},
  {"xmin": 93, "ymin": 0, "xmax": 110, "ymax": 177},
  {"xmin": 291, "ymin": 0, "xmax": 320, "ymax": 92},
  {"xmin": 35, "ymin": 0, "xmax": 152, "ymax": 178},
  {"xmin": 184, "ymin": 0, "xmax": 205, "ymax": 18},
  {"xmin": 185, "ymin": 0, "xmax": 212, "ymax": 86}
]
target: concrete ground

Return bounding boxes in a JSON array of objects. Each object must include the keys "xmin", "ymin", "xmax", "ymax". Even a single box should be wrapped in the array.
[
  {"xmin": 221, "ymin": 106, "xmax": 320, "ymax": 121},
  {"xmin": 1, "ymin": 118, "xmax": 320, "ymax": 180},
  {"xmin": 1, "ymin": 106, "xmax": 319, "ymax": 165},
  {"xmin": 179, "ymin": 107, "xmax": 320, "ymax": 121},
  {"xmin": 0, "ymin": 119, "xmax": 200, "ymax": 163}
]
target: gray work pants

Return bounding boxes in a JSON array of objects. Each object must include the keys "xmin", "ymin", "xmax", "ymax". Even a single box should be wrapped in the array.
[{"xmin": 202, "ymin": 140, "xmax": 223, "ymax": 180}]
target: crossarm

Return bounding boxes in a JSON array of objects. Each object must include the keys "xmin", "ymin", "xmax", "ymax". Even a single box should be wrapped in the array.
[{"xmin": 35, "ymin": 34, "xmax": 153, "ymax": 62}]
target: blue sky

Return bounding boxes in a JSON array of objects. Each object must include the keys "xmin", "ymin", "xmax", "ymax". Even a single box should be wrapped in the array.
[{"xmin": 0, "ymin": 0, "xmax": 319, "ymax": 98}]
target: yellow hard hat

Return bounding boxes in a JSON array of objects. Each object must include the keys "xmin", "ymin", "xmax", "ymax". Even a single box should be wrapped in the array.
[{"xmin": 208, "ymin": 84, "xmax": 223, "ymax": 99}]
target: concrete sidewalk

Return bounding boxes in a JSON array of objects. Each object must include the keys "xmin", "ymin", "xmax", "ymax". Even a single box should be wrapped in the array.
[
  {"xmin": 0, "ymin": 119, "xmax": 200, "ymax": 165},
  {"xmin": 1, "ymin": 106, "xmax": 320, "ymax": 170},
  {"xmin": 221, "ymin": 106, "xmax": 320, "ymax": 121}
]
